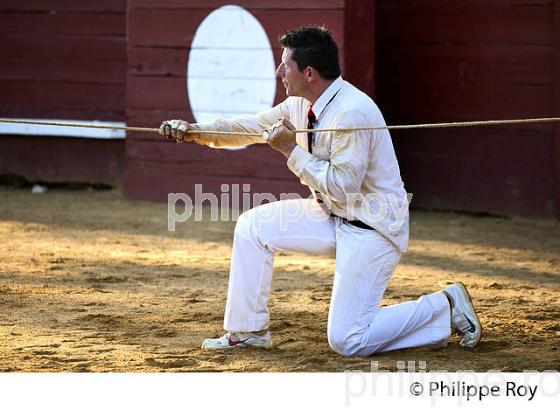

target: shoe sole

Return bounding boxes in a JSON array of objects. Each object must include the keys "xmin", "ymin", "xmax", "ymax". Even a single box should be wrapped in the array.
[
  {"xmin": 201, "ymin": 344, "xmax": 272, "ymax": 350},
  {"xmin": 201, "ymin": 339, "xmax": 273, "ymax": 350},
  {"xmin": 456, "ymin": 282, "xmax": 482, "ymax": 348}
]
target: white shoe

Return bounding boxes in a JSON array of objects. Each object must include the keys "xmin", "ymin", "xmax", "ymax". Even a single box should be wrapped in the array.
[
  {"xmin": 201, "ymin": 331, "xmax": 272, "ymax": 349},
  {"xmin": 443, "ymin": 283, "xmax": 482, "ymax": 348}
]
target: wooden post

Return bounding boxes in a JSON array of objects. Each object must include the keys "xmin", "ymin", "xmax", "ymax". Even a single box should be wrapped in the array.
[{"xmin": 344, "ymin": 0, "xmax": 376, "ymax": 98}]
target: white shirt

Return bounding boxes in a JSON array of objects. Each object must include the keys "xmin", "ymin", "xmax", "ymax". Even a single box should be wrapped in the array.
[{"xmin": 194, "ymin": 77, "xmax": 410, "ymax": 252}]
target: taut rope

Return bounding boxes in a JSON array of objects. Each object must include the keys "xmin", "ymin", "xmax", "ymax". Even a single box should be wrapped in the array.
[{"xmin": 1, "ymin": 117, "xmax": 559, "ymax": 137}]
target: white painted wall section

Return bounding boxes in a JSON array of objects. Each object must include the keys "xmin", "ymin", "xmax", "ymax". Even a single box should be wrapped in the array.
[
  {"xmin": 187, "ymin": 5, "xmax": 277, "ymax": 124},
  {"xmin": 0, "ymin": 119, "xmax": 126, "ymax": 139}
]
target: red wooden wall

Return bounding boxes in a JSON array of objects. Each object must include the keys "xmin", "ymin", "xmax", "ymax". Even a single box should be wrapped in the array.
[
  {"xmin": 124, "ymin": 0, "xmax": 375, "ymax": 202},
  {"xmin": 376, "ymin": 0, "xmax": 559, "ymax": 218},
  {"xmin": 0, "ymin": 0, "xmax": 127, "ymax": 185},
  {"xmin": 4, "ymin": 1, "xmax": 557, "ymax": 219}
]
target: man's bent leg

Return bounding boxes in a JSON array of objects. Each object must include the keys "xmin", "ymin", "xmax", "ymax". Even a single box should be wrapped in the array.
[
  {"xmin": 327, "ymin": 221, "xmax": 451, "ymax": 356},
  {"xmin": 224, "ymin": 199, "xmax": 335, "ymax": 332},
  {"xmin": 358, "ymin": 292, "xmax": 450, "ymax": 354}
]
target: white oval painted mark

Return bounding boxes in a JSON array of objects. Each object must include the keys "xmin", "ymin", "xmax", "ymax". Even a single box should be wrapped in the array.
[{"xmin": 187, "ymin": 5, "xmax": 276, "ymax": 125}]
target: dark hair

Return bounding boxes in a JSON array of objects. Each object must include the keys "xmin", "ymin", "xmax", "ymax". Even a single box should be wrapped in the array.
[{"xmin": 279, "ymin": 26, "xmax": 341, "ymax": 80}]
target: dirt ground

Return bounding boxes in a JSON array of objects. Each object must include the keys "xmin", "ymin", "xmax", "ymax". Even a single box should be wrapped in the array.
[{"xmin": 0, "ymin": 186, "xmax": 559, "ymax": 372}]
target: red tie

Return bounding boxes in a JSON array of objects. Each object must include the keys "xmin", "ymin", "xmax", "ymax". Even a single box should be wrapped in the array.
[
  {"xmin": 307, "ymin": 106, "xmax": 316, "ymax": 153},
  {"xmin": 306, "ymin": 106, "xmax": 324, "ymax": 204}
]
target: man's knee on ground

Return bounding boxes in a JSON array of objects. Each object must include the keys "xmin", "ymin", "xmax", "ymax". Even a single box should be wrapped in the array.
[
  {"xmin": 328, "ymin": 327, "xmax": 387, "ymax": 357},
  {"xmin": 328, "ymin": 328, "xmax": 365, "ymax": 357}
]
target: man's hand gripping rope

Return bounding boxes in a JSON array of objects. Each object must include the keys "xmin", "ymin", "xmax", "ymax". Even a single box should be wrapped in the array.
[{"xmin": 160, "ymin": 117, "xmax": 298, "ymax": 158}]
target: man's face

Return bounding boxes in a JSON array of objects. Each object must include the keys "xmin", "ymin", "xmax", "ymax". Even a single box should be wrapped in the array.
[{"xmin": 276, "ymin": 48, "xmax": 307, "ymax": 97}]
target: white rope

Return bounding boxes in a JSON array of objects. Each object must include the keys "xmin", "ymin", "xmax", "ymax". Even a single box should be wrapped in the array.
[{"xmin": 1, "ymin": 117, "xmax": 559, "ymax": 137}]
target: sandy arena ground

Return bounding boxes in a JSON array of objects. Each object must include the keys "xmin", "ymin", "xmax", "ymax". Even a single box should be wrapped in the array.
[{"xmin": 0, "ymin": 186, "xmax": 559, "ymax": 372}]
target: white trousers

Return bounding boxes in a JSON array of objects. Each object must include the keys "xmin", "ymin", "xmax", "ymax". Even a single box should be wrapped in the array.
[{"xmin": 224, "ymin": 199, "xmax": 451, "ymax": 356}]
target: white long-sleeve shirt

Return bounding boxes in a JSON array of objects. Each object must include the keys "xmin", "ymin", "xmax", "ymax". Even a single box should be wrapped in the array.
[{"xmin": 194, "ymin": 76, "xmax": 410, "ymax": 252}]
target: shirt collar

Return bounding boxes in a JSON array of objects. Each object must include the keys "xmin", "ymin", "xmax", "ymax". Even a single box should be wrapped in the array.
[{"xmin": 309, "ymin": 76, "xmax": 344, "ymax": 118}]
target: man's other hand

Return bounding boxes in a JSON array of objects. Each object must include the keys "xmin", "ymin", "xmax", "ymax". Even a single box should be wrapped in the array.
[{"xmin": 265, "ymin": 118, "xmax": 297, "ymax": 158}]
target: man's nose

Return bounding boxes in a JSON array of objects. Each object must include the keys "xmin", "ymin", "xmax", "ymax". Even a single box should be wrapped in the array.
[{"xmin": 276, "ymin": 65, "xmax": 283, "ymax": 78}]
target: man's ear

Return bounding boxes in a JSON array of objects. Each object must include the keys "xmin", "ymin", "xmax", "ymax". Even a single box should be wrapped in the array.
[{"xmin": 306, "ymin": 67, "xmax": 313, "ymax": 81}]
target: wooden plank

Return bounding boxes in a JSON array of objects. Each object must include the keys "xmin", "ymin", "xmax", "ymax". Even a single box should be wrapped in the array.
[
  {"xmin": 398, "ymin": 152, "xmax": 555, "ymax": 217},
  {"xmin": 393, "ymin": 127, "xmax": 553, "ymax": 164},
  {"xmin": 344, "ymin": 0, "xmax": 375, "ymax": 98},
  {"xmin": 128, "ymin": 9, "xmax": 227, "ymax": 47},
  {"xmin": 0, "ymin": 58, "xmax": 125, "ymax": 84},
  {"xmin": 377, "ymin": 0, "xmax": 552, "ymax": 7},
  {"xmin": 377, "ymin": 44, "xmax": 554, "ymax": 86},
  {"xmin": 0, "ymin": 0, "xmax": 125, "ymax": 13},
  {"xmin": 128, "ymin": 9, "xmax": 344, "ymax": 48},
  {"xmin": 127, "ymin": 109, "xmax": 190, "ymax": 129},
  {"xmin": 377, "ymin": 6, "xmax": 554, "ymax": 46},
  {"xmin": 0, "ymin": 13, "xmax": 125, "ymax": 37},
  {"xmin": 128, "ymin": 78, "xmax": 289, "ymax": 118},
  {"xmin": 0, "ymin": 36, "xmax": 125, "ymax": 60},
  {"xmin": 128, "ymin": 47, "xmax": 189, "ymax": 78},
  {"xmin": 0, "ymin": 81, "xmax": 125, "ymax": 112},
  {"xmin": 377, "ymin": 80, "xmax": 554, "ymax": 122},
  {"xmin": 0, "ymin": 108, "xmax": 125, "ymax": 122},
  {"xmin": 126, "ymin": 76, "xmax": 188, "ymax": 111},
  {"xmin": 129, "ymin": 0, "xmax": 344, "ymax": 10},
  {"xmin": 125, "ymin": 138, "xmax": 300, "ymax": 181},
  {"xmin": 129, "ymin": 46, "xmax": 282, "ymax": 78},
  {"xmin": 555, "ymin": 0, "xmax": 560, "ymax": 218},
  {"xmin": 0, "ymin": 136, "xmax": 124, "ymax": 185},
  {"xmin": 124, "ymin": 161, "xmax": 310, "ymax": 204}
]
